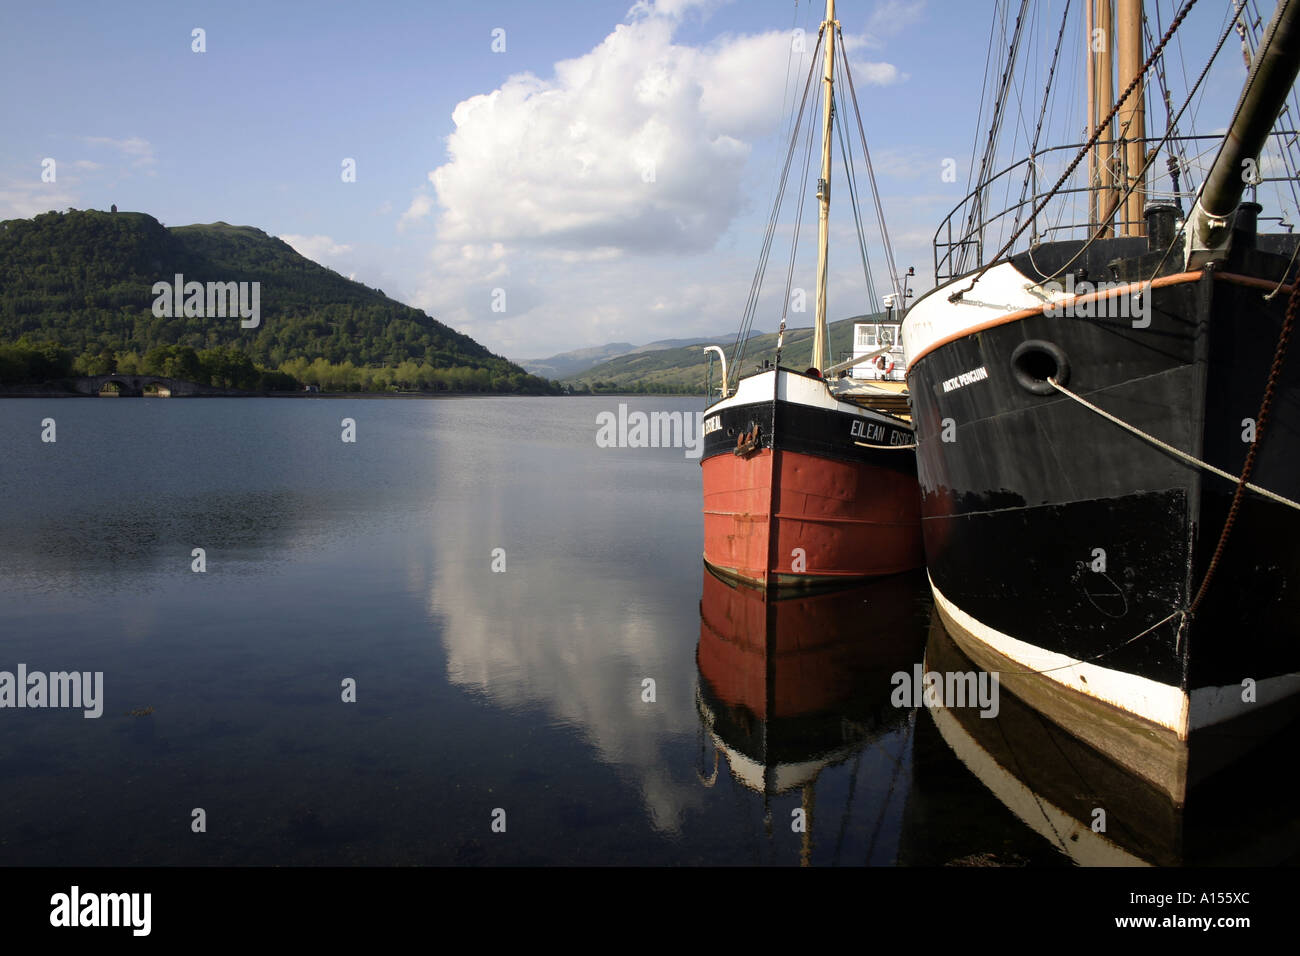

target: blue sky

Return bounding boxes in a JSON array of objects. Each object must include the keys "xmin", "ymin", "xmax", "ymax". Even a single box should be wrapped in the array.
[{"xmin": 0, "ymin": 0, "xmax": 1270, "ymax": 360}]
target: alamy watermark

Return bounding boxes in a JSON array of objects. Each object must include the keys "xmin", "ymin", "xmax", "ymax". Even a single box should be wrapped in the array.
[
  {"xmin": 891, "ymin": 664, "xmax": 1000, "ymax": 718},
  {"xmin": 0, "ymin": 664, "xmax": 103, "ymax": 718},
  {"xmin": 595, "ymin": 404, "xmax": 704, "ymax": 459},
  {"xmin": 151, "ymin": 273, "xmax": 261, "ymax": 328},
  {"xmin": 50, "ymin": 886, "xmax": 150, "ymax": 936},
  {"xmin": 1041, "ymin": 274, "xmax": 1151, "ymax": 328}
]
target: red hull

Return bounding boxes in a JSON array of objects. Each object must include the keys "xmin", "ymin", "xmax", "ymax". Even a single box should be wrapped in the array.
[
  {"xmin": 697, "ymin": 567, "xmax": 929, "ymax": 721},
  {"xmin": 701, "ymin": 447, "xmax": 924, "ymax": 588}
]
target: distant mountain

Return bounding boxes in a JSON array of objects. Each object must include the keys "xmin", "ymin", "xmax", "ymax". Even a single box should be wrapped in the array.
[
  {"xmin": 0, "ymin": 208, "xmax": 555, "ymax": 393},
  {"xmin": 565, "ymin": 316, "xmax": 880, "ymax": 393},
  {"xmin": 521, "ymin": 332, "xmax": 745, "ymax": 380},
  {"xmin": 630, "ymin": 332, "xmax": 750, "ymax": 352},
  {"xmin": 520, "ymin": 342, "xmax": 636, "ymax": 379}
]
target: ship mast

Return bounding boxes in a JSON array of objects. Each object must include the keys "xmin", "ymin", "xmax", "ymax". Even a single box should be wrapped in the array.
[
  {"xmin": 1117, "ymin": 0, "xmax": 1146, "ymax": 236},
  {"xmin": 812, "ymin": 0, "xmax": 837, "ymax": 374},
  {"xmin": 1094, "ymin": 0, "xmax": 1116, "ymax": 238},
  {"xmin": 1086, "ymin": 0, "xmax": 1097, "ymax": 230}
]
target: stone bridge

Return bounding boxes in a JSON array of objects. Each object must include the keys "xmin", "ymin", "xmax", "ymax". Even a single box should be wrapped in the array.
[{"xmin": 73, "ymin": 375, "xmax": 244, "ymax": 397}]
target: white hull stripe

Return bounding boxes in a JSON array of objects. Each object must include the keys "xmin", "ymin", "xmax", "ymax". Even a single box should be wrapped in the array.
[
  {"xmin": 707, "ymin": 368, "xmax": 905, "ymax": 426},
  {"xmin": 926, "ymin": 690, "xmax": 1148, "ymax": 867},
  {"xmin": 929, "ymin": 575, "xmax": 1189, "ymax": 737},
  {"xmin": 1189, "ymin": 672, "xmax": 1300, "ymax": 730}
]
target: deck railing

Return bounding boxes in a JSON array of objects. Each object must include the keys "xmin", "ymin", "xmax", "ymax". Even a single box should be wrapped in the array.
[{"xmin": 933, "ymin": 131, "xmax": 1300, "ymax": 284}]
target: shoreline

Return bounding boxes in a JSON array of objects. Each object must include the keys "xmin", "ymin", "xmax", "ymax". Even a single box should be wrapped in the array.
[
  {"xmin": 0, "ymin": 389, "xmax": 564, "ymax": 399},
  {"xmin": 0, "ymin": 386, "xmax": 698, "ymax": 399}
]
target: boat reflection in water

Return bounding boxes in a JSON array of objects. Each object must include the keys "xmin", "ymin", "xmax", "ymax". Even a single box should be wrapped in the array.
[
  {"xmin": 923, "ymin": 610, "xmax": 1300, "ymax": 866},
  {"xmin": 694, "ymin": 564, "xmax": 929, "ymax": 864}
]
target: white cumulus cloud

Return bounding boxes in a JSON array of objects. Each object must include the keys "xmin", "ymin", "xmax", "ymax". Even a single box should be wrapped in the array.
[
  {"xmin": 413, "ymin": 11, "xmax": 904, "ymax": 256},
  {"xmin": 403, "ymin": 1, "xmax": 909, "ymax": 357},
  {"xmin": 415, "ymin": 10, "xmax": 904, "ymax": 257}
]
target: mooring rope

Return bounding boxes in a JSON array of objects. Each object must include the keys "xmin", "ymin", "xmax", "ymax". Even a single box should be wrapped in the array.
[
  {"xmin": 1045, "ymin": 376, "xmax": 1300, "ymax": 512},
  {"xmin": 932, "ymin": 281, "xmax": 1297, "ymax": 680}
]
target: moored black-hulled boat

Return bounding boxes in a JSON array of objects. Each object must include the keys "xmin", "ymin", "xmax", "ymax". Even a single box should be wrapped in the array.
[{"xmin": 902, "ymin": 0, "xmax": 1300, "ymax": 802}]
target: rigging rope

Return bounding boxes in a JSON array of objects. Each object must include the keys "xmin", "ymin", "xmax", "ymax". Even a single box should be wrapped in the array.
[
  {"xmin": 961, "ymin": 0, "xmax": 1034, "ymax": 276},
  {"xmin": 839, "ymin": 32, "xmax": 903, "ymax": 304},
  {"xmin": 1243, "ymin": 0, "xmax": 1300, "ymax": 228},
  {"xmin": 1031, "ymin": 0, "xmax": 1245, "ymax": 287},
  {"xmin": 951, "ymin": 0, "xmax": 1201, "ymax": 301},
  {"xmin": 731, "ymin": 20, "xmax": 904, "ymax": 380},
  {"xmin": 833, "ymin": 79, "xmax": 879, "ymax": 312},
  {"xmin": 1015, "ymin": 0, "xmax": 1074, "ymax": 236},
  {"xmin": 773, "ymin": 82, "xmax": 821, "ymax": 370},
  {"xmin": 981, "ymin": 276, "xmax": 1300, "ymax": 669},
  {"xmin": 726, "ymin": 27, "xmax": 824, "ymax": 387},
  {"xmin": 1143, "ymin": 8, "xmax": 1197, "ymax": 203}
]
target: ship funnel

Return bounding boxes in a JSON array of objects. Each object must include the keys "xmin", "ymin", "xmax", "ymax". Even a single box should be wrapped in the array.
[{"xmin": 1186, "ymin": 0, "xmax": 1300, "ymax": 265}]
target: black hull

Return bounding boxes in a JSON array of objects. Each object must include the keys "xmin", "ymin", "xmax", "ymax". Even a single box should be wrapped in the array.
[
  {"xmin": 905, "ymin": 234, "xmax": 1300, "ymax": 787},
  {"xmin": 700, "ymin": 367, "xmax": 915, "ymax": 469}
]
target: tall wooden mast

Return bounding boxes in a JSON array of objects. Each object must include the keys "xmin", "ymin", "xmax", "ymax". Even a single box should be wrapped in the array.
[
  {"xmin": 1117, "ymin": 0, "xmax": 1146, "ymax": 236},
  {"xmin": 812, "ymin": 0, "xmax": 836, "ymax": 374},
  {"xmin": 1095, "ymin": 0, "xmax": 1116, "ymax": 237},
  {"xmin": 1087, "ymin": 0, "xmax": 1098, "ymax": 229}
]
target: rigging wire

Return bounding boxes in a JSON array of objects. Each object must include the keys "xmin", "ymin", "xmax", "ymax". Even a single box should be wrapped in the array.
[
  {"xmin": 760, "ymin": 7, "xmax": 798, "ymax": 210},
  {"xmin": 834, "ymin": 82, "xmax": 880, "ymax": 314},
  {"xmin": 960, "ymin": 0, "xmax": 1034, "ymax": 276},
  {"xmin": 1243, "ymin": 0, "xmax": 1300, "ymax": 227},
  {"xmin": 1144, "ymin": 7, "xmax": 1197, "ymax": 203},
  {"xmin": 839, "ymin": 34, "xmax": 903, "ymax": 304},
  {"xmin": 1030, "ymin": 0, "xmax": 1247, "ymax": 287},
  {"xmin": 950, "ymin": 0, "xmax": 1202, "ymax": 300},
  {"xmin": 965, "ymin": 0, "xmax": 1010, "ymax": 199},
  {"xmin": 772, "ymin": 78, "xmax": 822, "ymax": 370},
  {"xmin": 726, "ymin": 26, "xmax": 825, "ymax": 387},
  {"xmin": 1015, "ymin": 0, "xmax": 1075, "ymax": 237},
  {"xmin": 733, "ymin": 17, "xmax": 905, "ymax": 379}
]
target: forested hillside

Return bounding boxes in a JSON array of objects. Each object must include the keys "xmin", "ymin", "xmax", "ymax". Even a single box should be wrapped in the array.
[{"xmin": 0, "ymin": 209, "xmax": 556, "ymax": 393}]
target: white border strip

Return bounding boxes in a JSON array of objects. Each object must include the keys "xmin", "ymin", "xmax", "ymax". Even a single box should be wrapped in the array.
[
  {"xmin": 927, "ymin": 690, "xmax": 1149, "ymax": 866},
  {"xmin": 930, "ymin": 575, "xmax": 1189, "ymax": 737},
  {"xmin": 1190, "ymin": 672, "xmax": 1300, "ymax": 730}
]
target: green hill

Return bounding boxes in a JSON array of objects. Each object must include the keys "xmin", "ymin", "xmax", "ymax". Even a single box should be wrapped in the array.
[
  {"xmin": 0, "ymin": 208, "xmax": 555, "ymax": 393},
  {"xmin": 567, "ymin": 315, "xmax": 881, "ymax": 393}
]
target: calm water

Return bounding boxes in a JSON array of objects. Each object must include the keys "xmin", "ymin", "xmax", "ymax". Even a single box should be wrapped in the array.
[{"xmin": 0, "ymin": 396, "xmax": 1276, "ymax": 866}]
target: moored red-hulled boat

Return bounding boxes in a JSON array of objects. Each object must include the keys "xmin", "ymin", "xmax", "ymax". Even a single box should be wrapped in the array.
[{"xmin": 700, "ymin": 0, "xmax": 923, "ymax": 589}]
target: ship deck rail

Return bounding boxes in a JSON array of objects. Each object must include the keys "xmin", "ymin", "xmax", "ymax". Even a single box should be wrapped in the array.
[{"xmin": 933, "ymin": 131, "xmax": 1300, "ymax": 284}]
